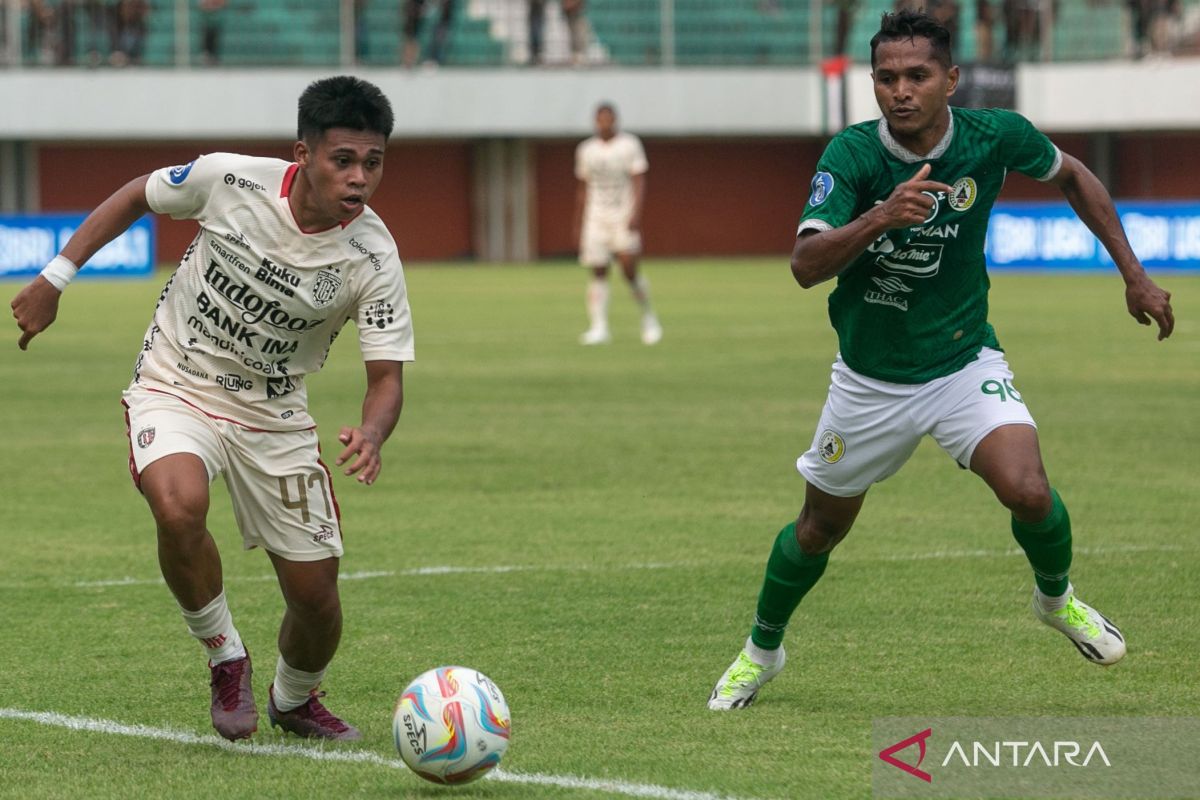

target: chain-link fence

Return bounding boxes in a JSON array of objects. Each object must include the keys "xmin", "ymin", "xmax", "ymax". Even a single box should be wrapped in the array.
[{"xmin": 2, "ymin": 0, "xmax": 1197, "ymax": 68}]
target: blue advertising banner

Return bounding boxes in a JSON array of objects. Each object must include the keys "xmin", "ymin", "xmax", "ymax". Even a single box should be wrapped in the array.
[
  {"xmin": 0, "ymin": 213, "xmax": 155, "ymax": 280},
  {"xmin": 987, "ymin": 202, "xmax": 1200, "ymax": 271}
]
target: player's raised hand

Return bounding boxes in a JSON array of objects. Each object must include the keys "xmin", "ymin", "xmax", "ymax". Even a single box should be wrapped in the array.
[
  {"xmin": 11, "ymin": 276, "xmax": 63, "ymax": 351},
  {"xmin": 336, "ymin": 425, "xmax": 384, "ymax": 485},
  {"xmin": 873, "ymin": 163, "xmax": 955, "ymax": 229},
  {"xmin": 1125, "ymin": 274, "xmax": 1175, "ymax": 340}
]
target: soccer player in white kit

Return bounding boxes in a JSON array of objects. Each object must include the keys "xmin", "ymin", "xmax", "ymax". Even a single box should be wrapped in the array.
[
  {"xmin": 11, "ymin": 77, "xmax": 413, "ymax": 741},
  {"xmin": 573, "ymin": 102, "xmax": 663, "ymax": 345}
]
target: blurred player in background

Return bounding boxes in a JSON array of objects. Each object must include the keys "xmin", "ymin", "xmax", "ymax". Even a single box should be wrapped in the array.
[
  {"xmin": 11, "ymin": 76, "xmax": 413, "ymax": 740},
  {"xmin": 709, "ymin": 10, "xmax": 1174, "ymax": 710},
  {"xmin": 573, "ymin": 102, "xmax": 662, "ymax": 345}
]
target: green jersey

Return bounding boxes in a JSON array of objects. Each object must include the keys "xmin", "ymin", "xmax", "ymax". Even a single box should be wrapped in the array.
[{"xmin": 798, "ymin": 108, "xmax": 1061, "ymax": 383}]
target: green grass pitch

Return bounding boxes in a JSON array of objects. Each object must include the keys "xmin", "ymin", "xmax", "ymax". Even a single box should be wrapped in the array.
[{"xmin": 1, "ymin": 260, "xmax": 1197, "ymax": 799}]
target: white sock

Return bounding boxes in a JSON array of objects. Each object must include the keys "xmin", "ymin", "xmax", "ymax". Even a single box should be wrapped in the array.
[
  {"xmin": 586, "ymin": 277, "xmax": 609, "ymax": 332},
  {"xmin": 743, "ymin": 636, "xmax": 781, "ymax": 667},
  {"xmin": 630, "ymin": 273, "xmax": 653, "ymax": 315},
  {"xmin": 179, "ymin": 590, "xmax": 246, "ymax": 665},
  {"xmin": 1036, "ymin": 583, "xmax": 1073, "ymax": 613},
  {"xmin": 273, "ymin": 656, "xmax": 324, "ymax": 712}
]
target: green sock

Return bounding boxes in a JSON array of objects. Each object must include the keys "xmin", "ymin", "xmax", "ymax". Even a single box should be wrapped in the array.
[
  {"xmin": 1010, "ymin": 487, "xmax": 1072, "ymax": 597},
  {"xmin": 749, "ymin": 522, "xmax": 829, "ymax": 650}
]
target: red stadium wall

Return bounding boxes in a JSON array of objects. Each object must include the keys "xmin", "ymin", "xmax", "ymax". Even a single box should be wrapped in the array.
[
  {"xmin": 37, "ymin": 142, "xmax": 474, "ymax": 264},
  {"xmin": 37, "ymin": 132, "xmax": 1199, "ymax": 262}
]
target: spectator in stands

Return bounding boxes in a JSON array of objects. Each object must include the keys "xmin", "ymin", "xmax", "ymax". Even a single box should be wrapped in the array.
[
  {"xmin": 109, "ymin": 0, "xmax": 148, "ymax": 66},
  {"xmin": 403, "ymin": 0, "xmax": 455, "ymax": 67},
  {"xmin": 528, "ymin": 0, "xmax": 588, "ymax": 65},
  {"xmin": 562, "ymin": 0, "xmax": 588, "ymax": 64},
  {"xmin": 200, "ymin": 0, "xmax": 225, "ymax": 65},
  {"xmin": 24, "ymin": 0, "xmax": 61, "ymax": 65},
  {"xmin": 528, "ymin": 0, "xmax": 545, "ymax": 64},
  {"xmin": 1128, "ymin": 0, "xmax": 1182, "ymax": 56},
  {"xmin": 1001, "ymin": 0, "xmax": 1049, "ymax": 61},
  {"xmin": 975, "ymin": 0, "xmax": 995, "ymax": 61}
]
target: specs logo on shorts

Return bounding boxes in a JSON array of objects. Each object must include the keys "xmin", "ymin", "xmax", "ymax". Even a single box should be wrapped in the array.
[
  {"xmin": 948, "ymin": 177, "xmax": 977, "ymax": 212},
  {"xmin": 818, "ymin": 429, "xmax": 845, "ymax": 464},
  {"xmin": 809, "ymin": 172, "xmax": 835, "ymax": 206},
  {"xmin": 167, "ymin": 161, "xmax": 195, "ymax": 185},
  {"xmin": 312, "ymin": 525, "xmax": 337, "ymax": 543},
  {"xmin": 312, "ymin": 267, "xmax": 343, "ymax": 307},
  {"xmin": 136, "ymin": 427, "xmax": 156, "ymax": 449}
]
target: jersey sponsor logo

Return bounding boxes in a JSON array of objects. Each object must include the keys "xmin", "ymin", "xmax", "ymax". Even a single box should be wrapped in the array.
[
  {"xmin": 136, "ymin": 427, "xmax": 155, "ymax": 448},
  {"xmin": 187, "ymin": 313, "xmax": 249, "ymax": 353},
  {"xmin": 208, "ymin": 238, "xmax": 252, "ymax": 277},
  {"xmin": 809, "ymin": 172, "xmax": 835, "ymax": 206},
  {"xmin": 223, "ymin": 173, "xmax": 267, "ymax": 192},
  {"xmin": 215, "ymin": 373, "xmax": 254, "ymax": 392},
  {"xmin": 194, "ymin": 292, "xmax": 259, "ymax": 347},
  {"xmin": 864, "ymin": 289, "xmax": 910, "ymax": 311},
  {"xmin": 175, "ymin": 360, "xmax": 209, "ymax": 380},
  {"xmin": 920, "ymin": 191, "xmax": 942, "ymax": 223},
  {"xmin": 312, "ymin": 267, "xmax": 343, "ymax": 307},
  {"xmin": 255, "ymin": 257, "xmax": 299, "ymax": 298},
  {"xmin": 348, "ymin": 237, "xmax": 383, "ymax": 271},
  {"xmin": 167, "ymin": 161, "xmax": 195, "ymax": 185},
  {"xmin": 871, "ymin": 275, "xmax": 913, "ymax": 294},
  {"xmin": 876, "ymin": 243, "xmax": 943, "ymax": 277},
  {"xmin": 365, "ymin": 300, "xmax": 394, "ymax": 330},
  {"xmin": 203, "ymin": 261, "xmax": 325, "ymax": 331},
  {"xmin": 267, "ymin": 375, "xmax": 299, "ymax": 399},
  {"xmin": 911, "ymin": 223, "xmax": 959, "ymax": 239},
  {"xmin": 948, "ymin": 177, "xmax": 977, "ymax": 211},
  {"xmin": 817, "ymin": 430, "xmax": 845, "ymax": 464}
]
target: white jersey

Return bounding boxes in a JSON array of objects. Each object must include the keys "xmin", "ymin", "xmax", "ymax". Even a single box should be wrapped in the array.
[
  {"xmin": 574, "ymin": 132, "xmax": 648, "ymax": 225},
  {"xmin": 135, "ymin": 152, "xmax": 414, "ymax": 431}
]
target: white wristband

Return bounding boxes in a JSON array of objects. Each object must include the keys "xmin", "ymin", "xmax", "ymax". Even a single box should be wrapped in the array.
[{"xmin": 40, "ymin": 255, "xmax": 79, "ymax": 291}]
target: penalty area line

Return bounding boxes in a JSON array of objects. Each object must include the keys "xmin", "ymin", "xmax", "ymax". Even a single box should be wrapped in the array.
[{"xmin": 0, "ymin": 708, "xmax": 756, "ymax": 800}]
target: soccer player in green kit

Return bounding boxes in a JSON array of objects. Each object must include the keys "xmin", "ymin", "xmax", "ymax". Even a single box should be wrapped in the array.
[{"xmin": 709, "ymin": 9, "xmax": 1175, "ymax": 710}]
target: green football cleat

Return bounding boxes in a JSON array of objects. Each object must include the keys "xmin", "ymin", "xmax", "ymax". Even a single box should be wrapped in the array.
[
  {"xmin": 707, "ymin": 645, "xmax": 785, "ymax": 710},
  {"xmin": 1032, "ymin": 590, "xmax": 1126, "ymax": 666}
]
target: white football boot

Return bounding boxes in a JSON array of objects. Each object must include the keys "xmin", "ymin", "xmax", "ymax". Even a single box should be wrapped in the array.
[
  {"xmin": 579, "ymin": 327, "xmax": 611, "ymax": 345},
  {"xmin": 707, "ymin": 642, "xmax": 785, "ymax": 710},
  {"xmin": 1032, "ymin": 588, "xmax": 1126, "ymax": 666},
  {"xmin": 640, "ymin": 315, "xmax": 663, "ymax": 345}
]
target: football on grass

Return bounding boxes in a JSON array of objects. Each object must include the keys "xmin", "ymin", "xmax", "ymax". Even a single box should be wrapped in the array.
[{"xmin": 393, "ymin": 666, "xmax": 512, "ymax": 784}]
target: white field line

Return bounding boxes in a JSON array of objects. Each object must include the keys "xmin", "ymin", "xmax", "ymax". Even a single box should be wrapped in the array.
[
  {"xmin": 63, "ymin": 544, "xmax": 1189, "ymax": 590},
  {"xmin": 0, "ymin": 708, "xmax": 756, "ymax": 800}
]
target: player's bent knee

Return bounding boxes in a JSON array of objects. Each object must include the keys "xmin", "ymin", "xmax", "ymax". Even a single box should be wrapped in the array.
[{"xmin": 998, "ymin": 475, "xmax": 1053, "ymax": 521}]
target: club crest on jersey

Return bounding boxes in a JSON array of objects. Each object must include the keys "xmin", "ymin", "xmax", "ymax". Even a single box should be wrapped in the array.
[
  {"xmin": 136, "ymin": 427, "xmax": 155, "ymax": 448},
  {"xmin": 818, "ymin": 430, "xmax": 845, "ymax": 464},
  {"xmin": 809, "ymin": 172, "xmax": 835, "ymax": 206},
  {"xmin": 311, "ymin": 267, "xmax": 343, "ymax": 307},
  {"xmin": 168, "ymin": 161, "xmax": 196, "ymax": 185},
  {"xmin": 948, "ymin": 177, "xmax": 977, "ymax": 211}
]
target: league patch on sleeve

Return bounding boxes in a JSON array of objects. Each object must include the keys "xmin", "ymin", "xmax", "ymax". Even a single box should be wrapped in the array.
[
  {"xmin": 809, "ymin": 172, "xmax": 835, "ymax": 206},
  {"xmin": 168, "ymin": 161, "xmax": 196, "ymax": 185}
]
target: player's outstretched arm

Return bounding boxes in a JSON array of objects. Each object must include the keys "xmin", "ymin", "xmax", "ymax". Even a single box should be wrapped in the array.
[
  {"xmin": 336, "ymin": 360, "xmax": 405, "ymax": 486},
  {"xmin": 791, "ymin": 164, "xmax": 952, "ymax": 288},
  {"xmin": 1051, "ymin": 154, "xmax": 1174, "ymax": 340},
  {"xmin": 10, "ymin": 175, "xmax": 152, "ymax": 350}
]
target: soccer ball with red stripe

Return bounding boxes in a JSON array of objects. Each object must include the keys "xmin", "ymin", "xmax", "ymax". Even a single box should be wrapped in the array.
[{"xmin": 393, "ymin": 666, "xmax": 512, "ymax": 785}]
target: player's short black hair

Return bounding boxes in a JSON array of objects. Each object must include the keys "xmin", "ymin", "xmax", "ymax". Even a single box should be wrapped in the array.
[
  {"xmin": 595, "ymin": 101, "xmax": 617, "ymax": 117},
  {"xmin": 870, "ymin": 9, "xmax": 953, "ymax": 70},
  {"xmin": 297, "ymin": 76, "xmax": 395, "ymax": 143}
]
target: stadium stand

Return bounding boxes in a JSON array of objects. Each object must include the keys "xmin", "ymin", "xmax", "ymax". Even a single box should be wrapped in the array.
[{"xmin": 10, "ymin": 0, "xmax": 1198, "ymax": 67}]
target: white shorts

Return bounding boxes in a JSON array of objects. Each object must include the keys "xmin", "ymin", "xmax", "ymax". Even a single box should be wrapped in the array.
[
  {"xmin": 579, "ymin": 217, "xmax": 641, "ymax": 266},
  {"xmin": 122, "ymin": 388, "xmax": 343, "ymax": 561},
  {"xmin": 797, "ymin": 348, "xmax": 1037, "ymax": 497}
]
